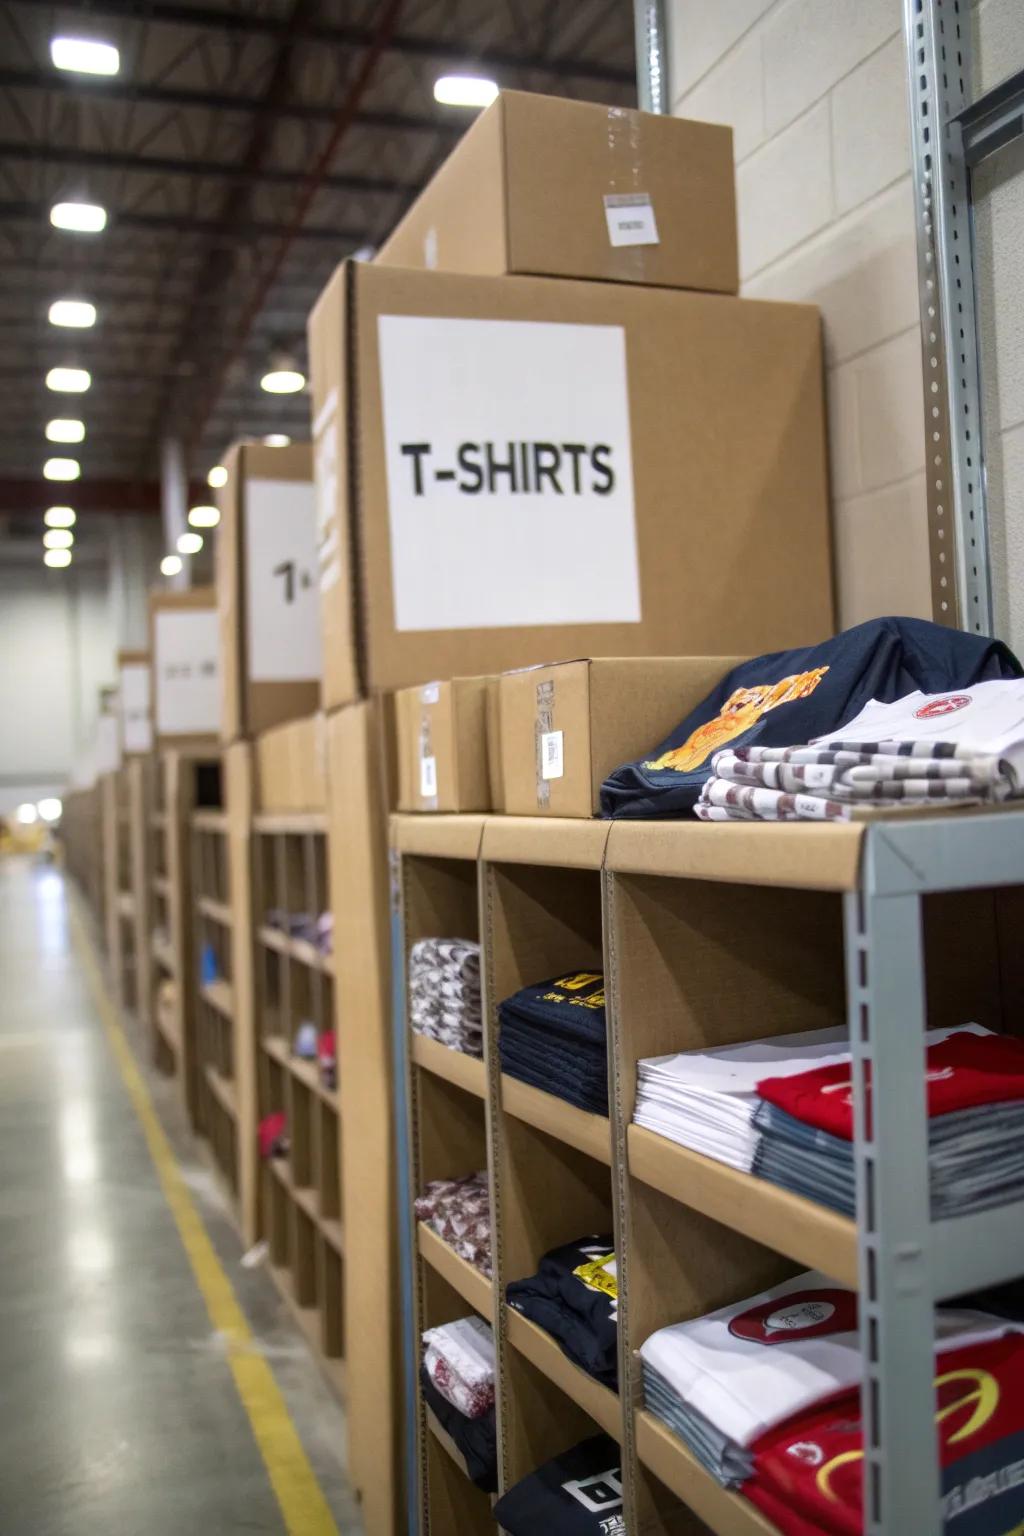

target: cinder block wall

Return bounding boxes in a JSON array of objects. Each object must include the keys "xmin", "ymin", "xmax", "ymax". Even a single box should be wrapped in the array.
[{"xmin": 667, "ymin": 0, "xmax": 932, "ymax": 629}]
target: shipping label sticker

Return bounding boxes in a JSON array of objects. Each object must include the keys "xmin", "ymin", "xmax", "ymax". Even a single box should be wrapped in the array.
[
  {"xmin": 603, "ymin": 192, "xmax": 659, "ymax": 248},
  {"xmin": 377, "ymin": 316, "xmax": 641, "ymax": 632},
  {"xmin": 154, "ymin": 609, "xmax": 221, "ymax": 735},
  {"xmin": 245, "ymin": 478, "xmax": 323, "ymax": 683},
  {"xmin": 541, "ymin": 729, "xmax": 564, "ymax": 781},
  {"xmin": 420, "ymin": 754, "xmax": 438, "ymax": 800}
]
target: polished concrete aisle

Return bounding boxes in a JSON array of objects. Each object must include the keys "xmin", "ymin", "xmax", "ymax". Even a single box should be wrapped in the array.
[{"xmin": 0, "ymin": 857, "xmax": 363, "ymax": 1535}]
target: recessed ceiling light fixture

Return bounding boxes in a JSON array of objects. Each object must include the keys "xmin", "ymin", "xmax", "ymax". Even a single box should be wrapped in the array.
[
  {"xmin": 260, "ymin": 367, "xmax": 305, "ymax": 394},
  {"xmin": 44, "ymin": 549, "xmax": 73, "ymax": 568},
  {"xmin": 263, "ymin": 434, "xmax": 291, "ymax": 447},
  {"xmin": 46, "ymin": 366, "xmax": 91, "ymax": 393},
  {"xmin": 160, "ymin": 554, "xmax": 183, "ymax": 576},
  {"xmin": 176, "ymin": 531, "xmax": 203, "ymax": 555},
  {"xmin": 433, "ymin": 74, "xmax": 499, "ymax": 108},
  {"xmin": 188, "ymin": 505, "xmax": 220, "ymax": 528},
  {"xmin": 50, "ymin": 37, "xmax": 120, "ymax": 75},
  {"xmin": 50, "ymin": 201, "xmax": 107, "ymax": 234},
  {"xmin": 49, "ymin": 299, "xmax": 96, "ymax": 329},
  {"xmin": 44, "ymin": 457, "xmax": 80, "ymax": 481},
  {"xmin": 43, "ymin": 529, "xmax": 74, "ymax": 550},
  {"xmin": 45, "ymin": 506, "xmax": 76, "ymax": 528},
  {"xmin": 207, "ymin": 464, "xmax": 228, "ymax": 489},
  {"xmin": 37, "ymin": 797, "xmax": 63, "ymax": 822},
  {"xmin": 46, "ymin": 418, "xmax": 85, "ymax": 443},
  {"xmin": 16, "ymin": 803, "xmax": 39, "ymax": 824}
]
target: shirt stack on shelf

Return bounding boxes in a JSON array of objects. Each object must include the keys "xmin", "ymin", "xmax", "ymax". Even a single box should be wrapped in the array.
[
  {"xmin": 409, "ymin": 937, "xmax": 482, "ymax": 1058},
  {"xmin": 414, "ymin": 1172, "xmax": 492, "ymax": 1276},
  {"xmin": 507, "ymin": 1235, "xmax": 618, "ymax": 1387},
  {"xmin": 493, "ymin": 1434, "xmax": 624, "ymax": 1536},
  {"xmin": 420, "ymin": 1315, "xmax": 497, "ymax": 1491},
  {"xmin": 498, "ymin": 972, "xmax": 609, "ymax": 1114}
]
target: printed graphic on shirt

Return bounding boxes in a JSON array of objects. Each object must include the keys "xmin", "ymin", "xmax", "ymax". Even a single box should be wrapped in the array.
[
  {"xmin": 574, "ymin": 1253, "xmax": 618, "ymax": 1302},
  {"xmin": 563, "ymin": 1465, "xmax": 622, "ymax": 1514},
  {"xmin": 542, "ymin": 973, "xmax": 607, "ymax": 1011},
  {"xmin": 915, "ymin": 694, "xmax": 973, "ymax": 719},
  {"xmin": 643, "ymin": 668, "xmax": 830, "ymax": 773},
  {"xmin": 728, "ymin": 1288, "xmax": 857, "ymax": 1346}
]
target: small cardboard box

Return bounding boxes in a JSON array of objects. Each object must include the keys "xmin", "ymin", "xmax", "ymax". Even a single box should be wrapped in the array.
[
  {"xmin": 499, "ymin": 657, "xmax": 740, "ymax": 817},
  {"xmin": 216, "ymin": 440, "xmax": 322, "ymax": 742},
  {"xmin": 377, "ymin": 90, "xmax": 738, "ymax": 295},
  {"xmin": 395, "ymin": 677, "xmax": 491, "ymax": 812},
  {"xmin": 149, "ymin": 586, "xmax": 222, "ymax": 751},
  {"xmin": 254, "ymin": 713, "xmax": 328, "ymax": 812},
  {"xmin": 307, "ymin": 262, "xmax": 833, "ymax": 710},
  {"xmin": 117, "ymin": 650, "xmax": 152, "ymax": 756}
]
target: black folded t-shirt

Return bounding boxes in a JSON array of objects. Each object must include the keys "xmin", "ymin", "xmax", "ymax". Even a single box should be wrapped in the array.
[
  {"xmin": 419, "ymin": 1365, "xmax": 497, "ymax": 1493},
  {"xmin": 507, "ymin": 1235, "xmax": 618, "ymax": 1386},
  {"xmin": 493, "ymin": 1434, "xmax": 624, "ymax": 1536}
]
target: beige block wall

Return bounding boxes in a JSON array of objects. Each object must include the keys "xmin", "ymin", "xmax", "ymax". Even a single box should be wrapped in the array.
[{"xmin": 668, "ymin": 0, "xmax": 934, "ymax": 629}]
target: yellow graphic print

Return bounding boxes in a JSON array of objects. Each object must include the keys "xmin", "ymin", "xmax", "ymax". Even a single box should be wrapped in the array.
[
  {"xmin": 644, "ymin": 667, "xmax": 831, "ymax": 774},
  {"xmin": 542, "ymin": 973, "xmax": 605, "ymax": 1011},
  {"xmin": 573, "ymin": 1254, "xmax": 618, "ymax": 1301}
]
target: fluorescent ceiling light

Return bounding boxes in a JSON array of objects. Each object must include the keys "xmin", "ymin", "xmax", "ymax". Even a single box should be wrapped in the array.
[
  {"xmin": 260, "ymin": 368, "xmax": 305, "ymax": 394},
  {"xmin": 50, "ymin": 201, "xmax": 107, "ymax": 234},
  {"xmin": 45, "ymin": 506, "xmax": 76, "ymax": 528},
  {"xmin": 263, "ymin": 433, "xmax": 291, "ymax": 447},
  {"xmin": 46, "ymin": 418, "xmax": 85, "ymax": 443},
  {"xmin": 207, "ymin": 464, "xmax": 228, "ymax": 488},
  {"xmin": 16, "ymin": 803, "xmax": 39, "ymax": 825},
  {"xmin": 160, "ymin": 554, "xmax": 183, "ymax": 576},
  {"xmin": 49, "ymin": 299, "xmax": 96, "ymax": 329},
  {"xmin": 188, "ymin": 504, "xmax": 220, "ymax": 528},
  {"xmin": 44, "ymin": 457, "xmax": 80, "ymax": 481},
  {"xmin": 44, "ymin": 529, "xmax": 75, "ymax": 550},
  {"xmin": 46, "ymin": 366, "xmax": 91, "ymax": 393},
  {"xmin": 433, "ymin": 74, "xmax": 499, "ymax": 108},
  {"xmin": 176, "ymin": 531, "xmax": 203, "ymax": 555},
  {"xmin": 44, "ymin": 549, "xmax": 72, "ymax": 568},
  {"xmin": 50, "ymin": 37, "xmax": 119, "ymax": 75},
  {"xmin": 37, "ymin": 797, "xmax": 63, "ymax": 822}
]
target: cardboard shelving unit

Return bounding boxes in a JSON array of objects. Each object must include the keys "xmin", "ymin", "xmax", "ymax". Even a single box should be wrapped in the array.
[
  {"xmin": 103, "ymin": 764, "xmax": 145, "ymax": 1016},
  {"xmin": 393, "ymin": 809, "xmax": 1024, "ymax": 1536},
  {"xmin": 252, "ymin": 796, "xmax": 343, "ymax": 1398},
  {"xmin": 60, "ymin": 783, "xmax": 105, "ymax": 923}
]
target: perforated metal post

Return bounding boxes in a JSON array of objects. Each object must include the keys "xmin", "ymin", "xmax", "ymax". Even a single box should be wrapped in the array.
[
  {"xmin": 634, "ymin": 0, "xmax": 668, "ymax": 114},
  {"xmin": 904, "ymin": 0, "xmax": 992, "ymax": 633}
]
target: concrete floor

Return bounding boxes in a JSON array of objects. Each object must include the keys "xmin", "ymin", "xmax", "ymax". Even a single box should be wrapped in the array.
[{"xmin": 0, "ymin": 856, "xmax": 364, "ymax": 1535}]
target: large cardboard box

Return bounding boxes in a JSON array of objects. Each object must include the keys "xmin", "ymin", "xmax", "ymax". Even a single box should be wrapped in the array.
[
  {"xmin": 216, "ymin": 441, "xmax": 322, "ymax": 742},
  {"xmin": 254, "ymin": 713, "xmax": 327, "ymax": 812},
  {"xmin": 395, "ymin": 677, "xmax": 492, "ymax": 812},
  {"xmin": 376, "ymin": 90, "xmax": 738, "ymax": 295},
  {"xmin": 149, "ymin": 586, "xmax": 222, "ymax": 751},
  {"xmin": 499, "ymin": 657, "xmax": 739, "ymax": 817},
  {"xmin": 308, "ymin": 262, "xmax": 833, "ymax": 710},
  {"xmin": 117, "ymin": 649, "xmax": 153, "ymax": 756}
]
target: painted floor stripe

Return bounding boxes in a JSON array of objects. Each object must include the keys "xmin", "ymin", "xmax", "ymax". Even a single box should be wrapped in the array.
[{"xmin": 70, "ymin": 897, "xmax": 339, "ymax": 1536}]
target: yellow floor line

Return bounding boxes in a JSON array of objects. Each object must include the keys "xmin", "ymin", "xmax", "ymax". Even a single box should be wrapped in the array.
[{"xmin": 69, "ymin": 898, "xmax": 339, "ymax": 1536}]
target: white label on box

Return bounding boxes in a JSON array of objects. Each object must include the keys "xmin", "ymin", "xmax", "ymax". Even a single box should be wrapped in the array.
[
  {"xmin": 421, "ymin": 683, "xmax": 440, "ymax": 705},
  {"xmin": 377, "ymin": 316, "xmax": 641, "ymax": 632},
  {"xmin": 120, "ymin": 663, "xmax": 152, "ymax": 754},
  {"xmin": 420, "ymin": 754, "xmax": 438, "ymax": 799},
  {"xmin": 604, "ymin": 192, "xmax": 659, "ymax": 248},
  {"xmin": 154, "ymin": 609, "xmax": 221, "ymax": 735},
  {"xmin": 245, "ymin": 478, "xmax": 323, "ymax": 682},
  {"xmin": 540, "ymin": 729, "xmax": 564, "ymax": 781}
]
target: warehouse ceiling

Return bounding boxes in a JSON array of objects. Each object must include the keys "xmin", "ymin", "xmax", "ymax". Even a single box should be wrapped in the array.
[{"xmin": 0, "ymin": 0, "xmax": 636, "ymax": 530}]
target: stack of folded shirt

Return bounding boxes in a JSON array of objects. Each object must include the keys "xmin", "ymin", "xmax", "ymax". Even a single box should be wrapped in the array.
[
  {"xmin": 499, "ymin": 971, "xmax": 608, "ymax": 1114},
  {"xmin": 422, "ymin": 1315, "xmax": 495, "ymax": 1419},
  {"xmin": 493, "ymin": 1434, "xmax": 624, "ymax": 1536},
  {"xmin": 640, "ymin": 1272, "xmax": 1009, "ymax": 1489},
  {"xmin": 744, "ymin": 1327, "xmax": 1024, "ymax": 1535},
  {"xmin": 409, "ymin": 937, "xmax": 482, "ymax": 1057},
  {"xmin": 755, "ymin": 1026, "xmax": 1024, "ymax": 1219},
  {"xmin": 507, "ymin": 1235, "xmax": 618, "ymax": 1387},
  {"xmin": 419, "ymin": 1364, "xmax": 496, "ymax": 1492},
  {"xmin": 414, "ymin": 1172, "xmax": 492, "ymax": 1276},
  {"xmin": 696, "ymin": 677, "xmax": 1024, "ymax": 823}
]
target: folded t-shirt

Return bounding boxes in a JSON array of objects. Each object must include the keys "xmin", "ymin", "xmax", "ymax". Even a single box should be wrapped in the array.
[
  {"xmin": 507, "ymin": 1236, "xmax": 618, "ymax": 1386},
  {"xmin": 419, "ymin": 1364, "xmax": 497, "ymax": 1493},
  {"xmin": 493, "ymin": 1434, "xmax": 624, "ymax": 1536}
]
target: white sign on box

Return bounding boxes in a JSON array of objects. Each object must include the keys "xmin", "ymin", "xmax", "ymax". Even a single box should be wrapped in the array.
[
  {"xmin": 120, "ymin": 663, "xmax": 152, "ymax": 754},
  {"xmin": 244, "ymin": 478, "xmax": 323, "ymax": 681},
  {"xmin": 604, "ymin": 193, "xmax": 659, "ymax": 248},
  {"xmin": 377, "ymin": 316, "xmax": 641, "ymax": 632},
  {"xmin": 154, "ymin": 609, "xmax": 221, "ymax": 735}
]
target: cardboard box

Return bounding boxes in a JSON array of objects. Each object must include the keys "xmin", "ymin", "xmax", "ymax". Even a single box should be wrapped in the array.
[
  {"xmin": 377, "ymin": 91, "xmax": 738, "ymax": 295},
  {"xmin": 118, "ymin": 650, "xmax": 152, "ymax": 756},
  {"xmin": 395, "ymin": 677, "xmax": 492, "ymax": 812},
  {"xmin": 499, "ymin": 657, "xmax": 738, "ymax": 817},
  {"xmin": 254, "ymin": 713, "xmax": 328, "ymax": 812},
  {"xmin": 307, "ymin": 262, "xmax": 833, "ymax": 710},
  {"xmin": 149, "ymin": 586, "xmax": 222, "ymax": 751},
  {"xmin": 216, "ymin": 441, "xmax": 322, "ymax": 742},
  {"xmin": 485, "ymin": 676, "xmax": 505, "ymax": 813}
]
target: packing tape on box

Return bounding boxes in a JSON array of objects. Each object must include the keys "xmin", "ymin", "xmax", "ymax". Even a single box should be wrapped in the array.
[
  {"xmin": 603, "ymin": 106, "xmax": 655, "ymax": 273},
  {"xmin": 419, "ymin": 683, "xmax": 439, "ymax": 807},
  {"xmin": 534, "ymin": 679, "xmax": 555, "ymax": 808}
]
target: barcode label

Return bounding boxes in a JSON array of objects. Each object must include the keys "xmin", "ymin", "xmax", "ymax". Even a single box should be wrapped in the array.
[
  {"xmin": 540, "ymin": 730, "xmax": 564, "ymax": 781},
  {"xmin": 420, "ymin": 754, "xmax": 438, "ymax": 799},
  {"xmin": 604, "ymin": 192, "xmax": 659, "ymax": 248}
]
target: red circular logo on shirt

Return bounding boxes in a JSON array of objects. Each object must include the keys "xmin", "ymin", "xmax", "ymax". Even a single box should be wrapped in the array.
[
  {"xmin": 913, "ymin": 694, "xmax": 972, "ymax": 719},
  {"xmin": 728, "ymin": 1289, "xmax": 858, "ymax": 1346}
]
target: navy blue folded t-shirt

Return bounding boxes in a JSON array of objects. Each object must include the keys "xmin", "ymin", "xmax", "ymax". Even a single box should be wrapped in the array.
[
  {"xmin": 507, "ymin": 1235, "xmax": 618, "ymax": 1386},
  {"xmin": 493, "ymin": 1434, "xmax": 624, "ymax": 1536},
  {"xmin": 600, "ymin": 615, "xmax": 1021, "ymax": 819}
]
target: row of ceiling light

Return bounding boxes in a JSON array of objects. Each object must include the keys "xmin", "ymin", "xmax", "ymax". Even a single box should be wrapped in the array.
[{"xmin": 44, "ymin": 33, "xmax": 497, "ymax": 580}]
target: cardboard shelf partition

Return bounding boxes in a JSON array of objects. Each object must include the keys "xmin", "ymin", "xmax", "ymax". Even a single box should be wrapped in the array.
[
  {"xmin": 201, "ymin": 977, "xmax": 234, "ymax": 1017},
  {"xmin": 152, "ymin": 873, "xmax": 171, "ymax": 899},
  {"xmin": 635, "ymin": 1412, "xmax": 781, "ymax": 1536},
  {"xmin": 253, "ymin": 811, "xmax": 327, "ymax": 835},
  {"xmin": 480, "ymin": 815, "xmax": 611, "ymax": 870},
  {"xmin": 417, "ymin": 1222, "xmax": 494, "ymax": 1316},
  {"xmin": 257, "ymin": 923, "xmax": 332, "ymax": 975},
  {"xmin": 504, "ymin": 1308, "xmax": 621, "ymax": 1441},
  {"xmin": 500, "ymin": 1075, "xmax": 611, "ymax": 1165},
  {"xmin": 151, "ymin": 935, "xmax": 175, "ymax": 974},
  {"xmin": 204, "ymin": 1061, "xmax": 237, "ymax": 1118},
  {"xmin": 605, "ymin": 819, "xmax": 864, "ymax": 891},
  {"xmin": 198, "ymin": 894, "xmax": 232, "ymax": 927},
  {"xmin": 425, "ymin": 1407, "xmax": 474, "ymax": 1481},
  {"xmin": 192, "ymin": 808, "xmax": 229, "ymax": 834},
  {"xmin": 628, "ymin": 1125, "xmax": 858, "ymax": 1288},
  {"xmin": 391, "ymin": 811, "xmax": 487, "ymax": 860},
  {"xmin": 411, "ymin": 1033, "xmax": 486, "ymax": 1098},
  {"xmin": 116, "ymin": 889, "xmax": 135, "ymax": 919}
]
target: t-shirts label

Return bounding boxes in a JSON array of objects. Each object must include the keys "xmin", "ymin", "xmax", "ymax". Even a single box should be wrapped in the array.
[
  {"xmin": 154, "ymin": 609, "xmax": 221, "ymax": 735},
  {"xmin": 245, "ymin": 478, "xmax": 322, "ymax": 682},
  {"xmin": 604, "ymin": 192, "xmax": 659, "ymax": 248}
]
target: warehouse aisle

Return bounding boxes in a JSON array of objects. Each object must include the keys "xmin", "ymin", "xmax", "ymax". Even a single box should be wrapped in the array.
[{"xmin": 0, "ymin": 856, "xmax": 361, "ymax": 1535}]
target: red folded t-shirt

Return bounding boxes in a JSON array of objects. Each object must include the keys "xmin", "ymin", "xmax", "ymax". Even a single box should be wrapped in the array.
[
  {"xmin": 743, "ymin": 1329, "xmax": 1024, "ymax": 1536},
  {"xmin": 758, "ymin": 1031, "xmax": 1024, "ymax": 1141}
]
